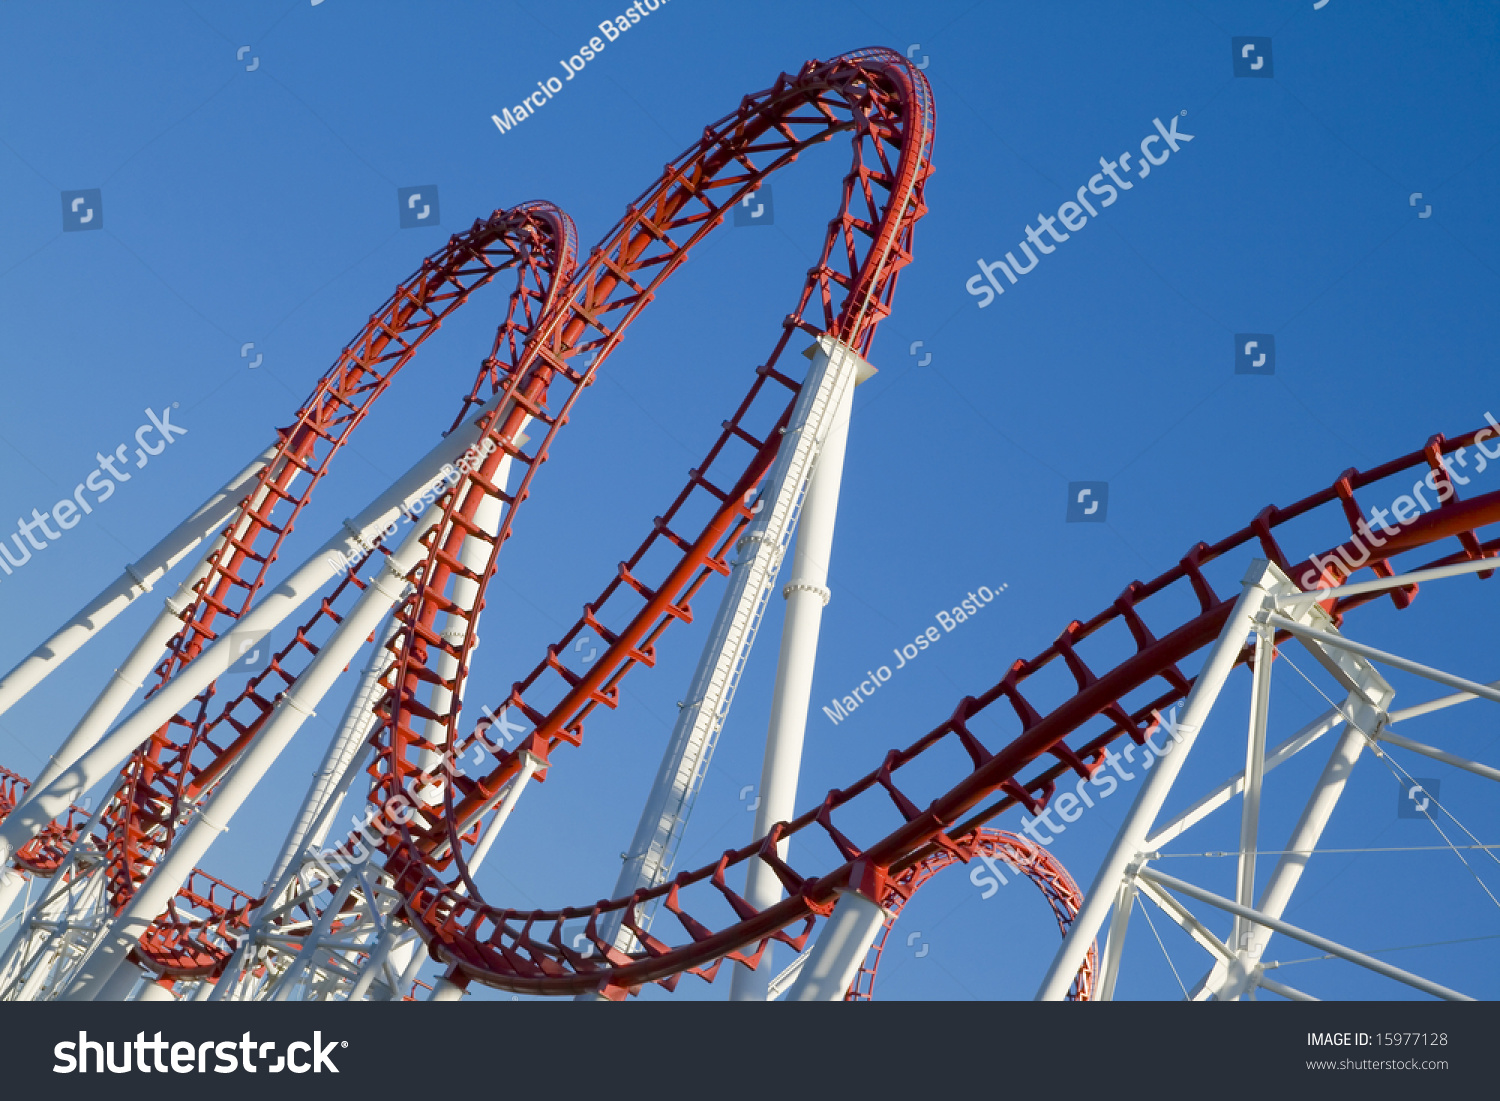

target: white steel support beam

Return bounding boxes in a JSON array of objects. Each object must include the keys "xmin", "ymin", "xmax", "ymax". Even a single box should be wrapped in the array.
[
  {"xmin": 58, "ymin": 526, "xmax": 431, "ymax": 1000},
  {"xmin": 1193, "ymin": 610, "xmax": 1395, "ymax": 1002},
  {"xmin": 1266, "ymin": 614, "xmax": 1500, "ymax": 705},
  {"xmin": 1145, "ymin": 708, "xmax": 1344, "ymax": 850},
  {"xmin": 460, "ymin": 751, "xmax": 542, "ymax": 878},
  {"xmin": 602, "ymin": 337, "xmax": 870, "ymax": 953},
  {"xmin": 0, "ymin": 869, "xmax": 25, "ymax": 928},
  {"xmin": 1093, "ymin": 879, "xmax": 1137, "ymax": 1001},
  {"xmin": 418, "ymin": 444, "xmax": 521, "ymax": 767},
  {"xmin": 0, "ymin": 393, "xmax": 517, "ymax": 870},
  {"xmin": 0, "ymin": 445, "xmax": 278, "ymax": 719},
  {"xmin": 1035, "ymin": 560, "xmax": 1286, "ymax": 1001},
  {"xmin": 0, "ymin": 776, "xmax": 122, "ymax": 992},
  {"xmin": 1141, "ymin": 866, "xmax": 1471, "ymax": 1001},
  {"xmin": 1233, "ymin": 627, "xmax": 1275, "ymax": 953},
  {"xmin": 1376, "ymin": 729, "xmax": 1500, "ymax": 783},
  {"xmin": 765, "ymin": 949, "xmax": 810, "ymax": 1000},
  {"xmin": 1200, "ymin": 698, "xmax": 1384, "ymax": 1000},
  {"xmin": 1135, "ymin": 877, "xmax": 1236, "ymax": 967},
  {"xmin": 1254, "ymin": 973, "xmax": 1320, "ymax": 1002},
  {"xmin": 785, "ymin": 890, "xmax": 889, "ymax": 1001},
  {"xmin": 260, "ymin": 613, "xmax": 399, "ymax": 896},
  {"xmin": 95, "ymin": 962, "xmax": 142, "ymax": 1002},
  {"xmin": 267, "ymin": 869, "xmax": 366, "ymax": 1002},
  {"xmin": 1389, "ymin": 682, "xmax": 1500, "ymax": 725},
  {"xmin": 727, "ymin": 338, "xmax": 870, "ymax": 1001},
  {"xmin": 20, "ymin": 550, "xmax": 221, "ymax": 808},
  {"xmin": 1277, "ymin": 555, "xmax": 1500, "ymax": 613}
]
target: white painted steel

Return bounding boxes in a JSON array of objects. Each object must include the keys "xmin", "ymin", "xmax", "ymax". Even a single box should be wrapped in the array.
[
  {"xmin": 0, "ymin": 869, "xmax": 24, "ymax": 927},
  {"xmin": 262, "ymin": 613, "xmax": 400, "ymax": 896},
  {"xmin": 785, "ymin": 890, "xmax": 888, "ymax": 1001},
  {"xmin": 1142, "ymin": 866, "xmax": 1471, "ymax": 1001},
  {"xmin": 1035, "ymin": 561, "xmax": 1285, "ymax": 1001},
  {"xmin": 0, "ymin": 395, "xmax": 515, "ymax": 869},
  {"xmin": 1277, "ymin": 556, "xmax": 1500, "ymax": 612},
  {"xmin": 20, "ymin": 551, "xmax": 221, "ymax": 808},
  {"xmin": 727, "ymin": 338, "xmax": 870, "ymax": 1001},
  {"xmin": 59, "ymin": 537, "xmax": 425, "ymax": 1000},
  {"xmin": 0, "ymin": 446, "xmax": 278, "ymax": 719},
  {"xmin": 1094, "ymin": 880, "xmax": 1136, "ymax": 1001},
  {"xmin": 1376, "ymin": 729, "xmax": 1500, "ymax": 783},
  {"xmin": 602, "ymin": 337, "xmax": 870, "ymax": 953},
  {"xmin": 1144, "ymin": 708, "xmax": 1344, "ymax": 850},
  {"xmin": 1266, "ymin": 614, "xmax": 1500, "ymax": 705},
  {"xmin": 1233, "ymin": 628, "xmax": 1275, "ymax": 953}
]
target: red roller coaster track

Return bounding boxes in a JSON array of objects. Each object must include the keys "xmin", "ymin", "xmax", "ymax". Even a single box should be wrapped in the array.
[
  {"xmin": 844, "ymin": 827, "xmax": 1097, "ymax": 1001},
  {"xmin": 11, "ymin": 45, "xmax": 1498, "ymax": 1004},
  {"xmin": 29, "ymin": 201, "xmax": 580, "ymax": 980},
  {"xmin": 368, "ymin": 419, "xmax": 1500, "ymax": 998},
  {"xmin": 311, "ymin": 48, "xmax": 1498, "ymax": 999}
]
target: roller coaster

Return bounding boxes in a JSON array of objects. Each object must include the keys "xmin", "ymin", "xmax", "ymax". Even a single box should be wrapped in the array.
[{"xmin": 0, "ymin": 46, "xmax": 1494, "ymax": 1003}]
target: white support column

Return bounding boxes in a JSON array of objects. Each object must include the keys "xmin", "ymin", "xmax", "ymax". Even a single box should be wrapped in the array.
[
  {"xmin": 137, "ymin": 980, "xmax": 175, "ymax": 1002},
  {"xmin": 461, "ymin": 752, "xmax": 542, "ymax": 877},
  {"xmin": 1093, "ymin": 879, "xmax": 1137, "ymax": 1001},
  {"xmin": 260, "ymin": 612, "xmax": 400, "ymax": 895},
  {"xmin": 1233, "ymin": 627, "xmax": 1274, "ymax": 954},
  {"xmin": 419, "ymin": 445, "xmax": 520, "ymax": 769},
  {"xmin": 0, "ymin": 869, "xmax": 25, "ymax": 927},
  {"xmin": 1142, "ymin": 867, "xmax": 1470, "ymax": 1001},
  {"xmin": 602, "ymin": 337, "xmax": 871, "ymax": 953},
  {"xmin": 785, "ymin": 890, "xmax": 888, "ymax": 1001},
  {"xmin": 1036, "ymin": 560, "xmax": 1283, "ymax": 1001},
  {"xmin": 727, "ymin": 343, "xmax": 869, "ymax": 1002},
  {"xmin": 0, "ymin": 395, "xmax": 514, "ymax": 869},
  {"xmin": 429, "ymin": 975, "xmax": 467, "ymax": 1001},
  {"xmin": 0, "ymin": 446, "xmax": 277, "ymax": 719},
  {"xmin": 60, "ymin": 525, "xmax": 434, "ymax": 1001},
  {"xmin": 19, "ymin": 551, "xmax": 221, "ymax": 808},
  {"xmin": 94, "ymin": 962, "xmax": 141, "ymax": 1002},
  {"xmin": 1203, "ymin": 694, "xmax": 1385, "ymax": 1001}
]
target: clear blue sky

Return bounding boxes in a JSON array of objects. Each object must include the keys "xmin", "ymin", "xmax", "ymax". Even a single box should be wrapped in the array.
[{"xmin": 2, "ymin": 0, "xmax": 1499, "ymax": 1001}]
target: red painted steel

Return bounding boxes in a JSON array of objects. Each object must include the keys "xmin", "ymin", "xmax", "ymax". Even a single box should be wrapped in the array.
[
  {"xmin": 844, "ymin": 828, "xmax": 1095, "ymax": 1001},
  {"xmin": 5, "ymin": 202, "xmax": 578, "ymax": 979},
  {"xmin": 10, "ymin": 45, "xmax": 1497, "ymax": 1003},
  {"xmin": 371, "ymin": 417, "xmax": 1500, "ymax": 996}
]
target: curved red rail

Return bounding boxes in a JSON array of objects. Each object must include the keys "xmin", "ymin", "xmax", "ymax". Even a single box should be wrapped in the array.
[
  {"xmin": 24, "ymin": 202, "xmax": 580, "ymax": 979},
  {"xmin": 381, "ymin": 413, "xmax": 1500, "ymax": 996},
  {"xmin": 195, "ymin": 48, "xmax": 1500, "ymax": 1001},
  {"xmin": 845, "ymin": 828, "xmax": 1096, "ymax": 1001},
  {"xmin": 328, "ymin": 44, "xmax": 936, "ymax": 998}
]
